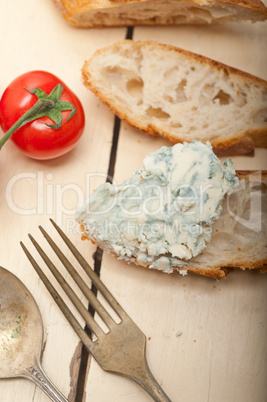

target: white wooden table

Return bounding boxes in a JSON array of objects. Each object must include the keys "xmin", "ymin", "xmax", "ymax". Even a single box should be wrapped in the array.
[{"xmin": 0, "ymin": 1, "xmax": 267, "ymax": 401}]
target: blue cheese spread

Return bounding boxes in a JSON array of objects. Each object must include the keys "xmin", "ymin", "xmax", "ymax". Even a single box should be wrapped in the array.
[{"xmin": 76, "ymin": 141, "xmax": 238, "ymax": 273}]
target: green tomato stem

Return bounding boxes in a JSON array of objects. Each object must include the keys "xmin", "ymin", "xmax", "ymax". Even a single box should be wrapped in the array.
[
  {"xmin": 0, "ymin": 98, "xmax": 54, "ymax": 149},
  {"xmin": 0, "ymin": 83, "xmax": 77, "ymax": 150}
]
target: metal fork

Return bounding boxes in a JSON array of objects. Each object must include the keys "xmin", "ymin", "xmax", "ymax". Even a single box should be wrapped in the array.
[{"xmin": 20, "ymin": 219, "xmax": 172, "ymax": 402}]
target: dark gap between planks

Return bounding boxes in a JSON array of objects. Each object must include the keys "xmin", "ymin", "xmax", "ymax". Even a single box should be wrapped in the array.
[{"xmin": 75, "ymin": 26, "xmax": 134, "ymax": 402}]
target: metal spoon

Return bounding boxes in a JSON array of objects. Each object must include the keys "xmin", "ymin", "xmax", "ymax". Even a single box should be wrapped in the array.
[{"xmin": 0, "ymin": 266, "xmax": 68, "ymax": 401}]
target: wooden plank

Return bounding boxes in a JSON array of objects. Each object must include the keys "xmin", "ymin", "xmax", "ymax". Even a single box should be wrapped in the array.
[
  {"xmin": 84, "ymin": 17, "xmax": 267, "ymax": 402},
  {"xmin": 0, "ymin": 1, "xmax": 267, "ymax": 402},
  {"xmin": 0, "ymin": 1, "xmax": 126, "ymax": 401}
]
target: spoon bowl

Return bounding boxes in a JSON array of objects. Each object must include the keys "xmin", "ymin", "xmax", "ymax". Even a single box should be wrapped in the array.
[{"xmin": 0, "ymin": 266, "xmax": 68, "ymax": 401}]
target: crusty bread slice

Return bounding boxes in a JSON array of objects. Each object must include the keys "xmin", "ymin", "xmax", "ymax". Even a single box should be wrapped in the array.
[
  {"xmin": 181, "ymin": 170, "xmax": 267, "ymax": 278},
  {"xmin": 82, "ymin": 40, "xmax": 267, "ymax": 156},
  {"xmin": 53, "ymin": 0, "xmax": 267, "ymax": 27},
  {"xmin": 78, "ymin": 171, "xmax": 267, "ymax": 280}
]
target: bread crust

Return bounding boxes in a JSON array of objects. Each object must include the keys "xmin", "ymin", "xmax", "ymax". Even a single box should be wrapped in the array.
[
  {"xmin": 53, "ymin": 0, "xmax": 267, "ymax": 27},
  {"xmin": 79, "ymin": 231, "xmax": 267, "ymax": 280},
  {"xmin": 82, "ymin": 40, "xmax": 267, "ymax": 156},
  {"xmin": 83, "ymin": 40, "xmax": 267, "ymax": 86},
  {"xmin": 78, "ymin": 171, "xmax": 267, "ymax": 280}
]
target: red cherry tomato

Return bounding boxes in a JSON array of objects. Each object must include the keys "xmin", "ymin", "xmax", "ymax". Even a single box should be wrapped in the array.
[{"xmin": 0, "ymin": 71, "xmax": 85, "ymax": 160}]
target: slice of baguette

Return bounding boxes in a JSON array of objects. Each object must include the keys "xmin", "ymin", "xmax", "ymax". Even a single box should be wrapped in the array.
[
  {"xmin": 182, "ymin": 170, "xmax": 267, "ymax": 278},
  {"xmin": 53, "ymin": 0, "xmax": 267, "ymax": 27},
  {"xmin": 78, "ymin": 170, "xmax": 267, "ymax": 280},
  {"xmin": 82, "ymin": 40, "xmax": 267, "ymax": 156}
]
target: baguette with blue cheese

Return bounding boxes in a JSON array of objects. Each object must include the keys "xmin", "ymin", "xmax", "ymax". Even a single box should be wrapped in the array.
[{"xmin": 76, "ymin": 141, "xmax": 267, "ymax": 279}]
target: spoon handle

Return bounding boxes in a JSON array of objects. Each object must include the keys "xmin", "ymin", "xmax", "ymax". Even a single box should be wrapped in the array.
[{"xmin": 24, "ymin": 359, "xmax": 68, "ymax": 402}]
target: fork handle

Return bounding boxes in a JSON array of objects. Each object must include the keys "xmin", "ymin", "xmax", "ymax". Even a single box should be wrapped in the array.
[
  {"xmin": 24, "ymin": 359, "xmax": 68, "ymax": 402},
  {"xmin": 132, "ymin": 360, "xmax": 172, "ymax": 402}
]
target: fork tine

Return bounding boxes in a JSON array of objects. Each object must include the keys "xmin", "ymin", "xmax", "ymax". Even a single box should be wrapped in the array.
[
  {"xmin": 49, "ymin": 219, "xmax": 127, "ymax": 319},
  {"xmin": 26, "ymin": 233, "xmax": 104, "ymax": 339},
  {"xmin": 38, "ymin": 225, "xmax": 116, "ymax": 330},
  {"xmin": 21, "ymin": 224, "xmax": 172, "ymax": 402},
  {"xmin": 20, "ymin": 241, "xmax": 95, "ymax": 351}
]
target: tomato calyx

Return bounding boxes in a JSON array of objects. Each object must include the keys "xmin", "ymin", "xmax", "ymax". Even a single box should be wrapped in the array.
[{"xmin": 0, "ymin": 83, "xmax": 76, "ymax": 150}]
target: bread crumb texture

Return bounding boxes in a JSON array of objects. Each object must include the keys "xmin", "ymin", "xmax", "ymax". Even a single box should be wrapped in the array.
[
  {"xmin": 53, "ymin": 0, "xmax": 267, "ymax": 27},
  {"xmin": 82, "ymin": 41, "xmax": 267, "ymax": 155}
]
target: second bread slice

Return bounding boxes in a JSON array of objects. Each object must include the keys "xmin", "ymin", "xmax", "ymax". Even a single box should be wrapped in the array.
[{"xmin": 82, "ymin": 40, "xmax": 267, "ymax": 156}]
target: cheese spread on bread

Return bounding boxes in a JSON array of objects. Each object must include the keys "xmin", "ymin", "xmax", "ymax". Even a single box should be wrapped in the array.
[{"xmin": 77, "ymin": 141, "xmax": 238, "ymax": 273}]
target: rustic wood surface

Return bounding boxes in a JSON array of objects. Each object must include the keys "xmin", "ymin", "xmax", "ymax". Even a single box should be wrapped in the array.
[{"xmin": 0, "ymin": 1, "xmax": 266, "ymax": 402}]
